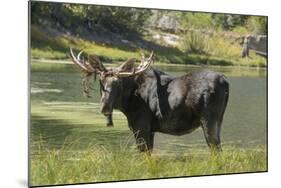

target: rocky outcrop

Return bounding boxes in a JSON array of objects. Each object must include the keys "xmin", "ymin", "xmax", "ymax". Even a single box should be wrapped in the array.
[
  {"xmin": 148, "ymin": 11, "xmax": 180, "ymax": 33},
  {"xmin": 156, "ymin": 15, "xmax": 180, "ymax": 33}
]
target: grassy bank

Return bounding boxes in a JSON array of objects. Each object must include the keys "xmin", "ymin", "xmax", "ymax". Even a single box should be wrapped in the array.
[
  {"xmin": 30, "ymin": 143, "xmax": 266, "ymax": 186},
  {"xmin": 30, "ymin": 99, "xmax": 267, "ymax": 186},
  {"xmin": 30, "ymin": 25, "xmax": 267, "ymax": 67}
]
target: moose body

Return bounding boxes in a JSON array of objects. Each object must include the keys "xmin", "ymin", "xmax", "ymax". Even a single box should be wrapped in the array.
[
  {"xmin": 101, "ymin": 69, "xmax": 229, "ymax": 152},
  {"xmin": 70, "ymin": 49, "xmax": 229, "ymax": 153}
]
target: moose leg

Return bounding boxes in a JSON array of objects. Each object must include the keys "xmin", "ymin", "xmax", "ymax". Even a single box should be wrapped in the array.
[
  {"xmin": 105, "ymin": 114, "xmax": 114, "ymax": 127},
  {"xmin": 133, "ymin": 129, "xmax": 154, "ymax": 153},
  {"xmin": 201, "ymin": 117, "xmax": 222, "ymax": 152},
  {"xmin": 149, "ymin": 133, "xmax": 155, "ymax": 152}
]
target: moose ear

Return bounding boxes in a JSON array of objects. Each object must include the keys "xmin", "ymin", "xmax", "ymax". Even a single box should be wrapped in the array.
[{"xmin": 117, "ymin": 58, "xmax": 137, "ymax": 72}]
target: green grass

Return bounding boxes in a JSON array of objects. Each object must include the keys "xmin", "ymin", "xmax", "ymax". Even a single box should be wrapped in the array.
[
  {"xmin": 29, "ymin": 101, "xmax": 267, "ymax": 187},
  {"xmin": 30, "ymin": 25, "xmax": 267, "ymax": 67},
  {"xmin": 30, "ymin": 142, "xmax": 267, "ymax": 186}
]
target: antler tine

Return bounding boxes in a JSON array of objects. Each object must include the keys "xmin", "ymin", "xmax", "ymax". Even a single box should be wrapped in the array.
[
  {"xmin": 116, "ymin": 51, "xmax": 154, "ymax": 77},
  {"xmin": 116, "ymin": 58, "xmax": 136, "ymax": 72},
  {"xmin": 113, "ymin": 58, "xmax": 136, "ymax": 77},
  {"xmin": 76, "ymin": 50, "xmax": 97, "ymax": 72},
  {"xmin": 148, "ymin": 51, "xmax": 154, "ymax": 59},
  {"xmin": 77, "ymin": 50, "xmax": 95, "ymax": 72},
  {"xmin": 77, "ymin": 50, "xmax": 83, "ymax": 61},
  {"xmin": 134, "ymin": 51, "xmax": 154, "ymax": 74},
  {"xmin": 137, "ymin": 51, "xmax": 154, "ymax": 69},
  {"xmin": 69, "ymin": 48, "xmax": 92, "ymax": 73},
  {"xmin": 114, "ymin": 69, "xmax": 135, "ymax": 77},
  {"xmin": 134, "ymin": 62, "xmax": 151, "ymax": 74}
]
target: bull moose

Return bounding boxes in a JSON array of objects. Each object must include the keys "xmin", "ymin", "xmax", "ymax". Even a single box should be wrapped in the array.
[{"xmin": 69, "ymin": 48, "xmax": 229, "ymax": 153}]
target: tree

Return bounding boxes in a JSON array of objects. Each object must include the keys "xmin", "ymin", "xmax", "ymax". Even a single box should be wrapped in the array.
[{"xmin": 31, "ymin": 2, "xmax": 152, "ymax": 35}]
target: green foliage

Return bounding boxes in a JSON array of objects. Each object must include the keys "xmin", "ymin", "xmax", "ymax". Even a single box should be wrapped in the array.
[
  {"xmin": 181, "ymin": 31, "xmax": 208, "ymax": 54},
  {"xmin": 181, "ymin": 31, "xmax": 241, "ymax": 57},
  {"xmin": 232, "ymin": 26, "xmax": 251, "ymax": 35},
  {"xmin": 212, "ymin": 14, "xmax": 249, "ymax": 30},
  {"xmin": 179, "ymin": 12, "xmax": 267, "ymax": 34},
  {"xmin": 31, "ymin": 2, "xmax": 267, "ymax": 36},
  {"xmin": 30, "ymin": 2, "xmax": 267, "ymax": 67},
  {"xmin": 31, "ymin": 1, "xmax": 152, "ymax": 34},
  {"xmin": 180, "ymin": 13, "xmax": 215, "ymax": 29},
  {"xmin": 246, "ymin": 16, "xmax": 267, "ymax": 35}
]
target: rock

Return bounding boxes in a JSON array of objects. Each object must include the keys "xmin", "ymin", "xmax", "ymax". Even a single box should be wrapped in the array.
[{"xmin": 156, "ymin": 15, "xmax": 180, "ymax": 33}]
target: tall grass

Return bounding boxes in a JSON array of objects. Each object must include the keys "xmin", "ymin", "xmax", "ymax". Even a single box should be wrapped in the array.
[
  {"xmin": 181, "ymin": 31, "xmax": 208, "ymax": 54},
  {"xmin": 181, "ymin": 31, "xmax": 241, "ymax": 57},
  {"xmin": 30, "ymin": 139, "xmax": 267, "ymax": 187}
]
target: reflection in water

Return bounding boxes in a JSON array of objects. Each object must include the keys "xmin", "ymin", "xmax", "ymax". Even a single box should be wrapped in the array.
[
  {"xmin": 30, "ymin": 63, "xmax": 267, "ymax": 153},
  {"xmin": 31, "ymin": 88, "xmax": 64, "ymax": 94}
]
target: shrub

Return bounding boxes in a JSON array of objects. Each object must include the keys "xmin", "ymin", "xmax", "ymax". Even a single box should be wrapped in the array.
[
  {"xmin": 246, "ymin": 16, "xmax": 267, "ymax": 35},
  {"xmin": 181, "ymin": 31, "xmax": 242, "ymax": 58},
  {"xmin": 181, "ymin": 31, "xmax": 208, "ymax": 54}
]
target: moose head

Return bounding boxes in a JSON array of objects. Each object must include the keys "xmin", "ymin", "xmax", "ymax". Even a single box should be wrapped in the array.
[{"xmin": 69, "ymin": 48, "xmax": 154, "ymax": 116}]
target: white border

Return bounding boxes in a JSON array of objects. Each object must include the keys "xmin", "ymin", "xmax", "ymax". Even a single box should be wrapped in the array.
[{"xmin": 1, "ymin": 0, "xmax": 280, "ymax": 188}]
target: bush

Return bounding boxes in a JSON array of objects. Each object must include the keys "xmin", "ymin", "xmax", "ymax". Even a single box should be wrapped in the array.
[
  {"xmin": 181, "ymin": 31, "xmax": 241, "ymax": 58},
  {"xmin": 246, "ymin": 16, "xmax": 267, "ymax": 35},
  {"xmin": 206, "ymin": 35, "xmax": 241, "ymax": 58},
  {"xmin": 181, "ymin": 31, "xmax": 208, "ymax": 54}
]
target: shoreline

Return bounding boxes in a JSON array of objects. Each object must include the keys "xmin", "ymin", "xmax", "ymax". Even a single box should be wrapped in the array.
[{"xmin": 31, "ymin": 58, "xmax": 267, "ymax": 70}]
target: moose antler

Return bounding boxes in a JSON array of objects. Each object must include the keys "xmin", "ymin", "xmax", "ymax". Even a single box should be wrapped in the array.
[
  {"xmin": 115, "ymin": 51, "xmax": 154, "ymax": 77},
  {"xmin": 70, "ymin": 48, "xmax": 91, "ymax": 73},
  {"xmin": 114, "ymin": 58, "xmax": 136, "ymax": 73},
  {"xmin": 70, "ymin": 48, "xmax": 106, "ymax": 74},
  {"xmin": 69, "ymin": 48, "xmax": 154, "ymax": 96},
  {"xmin": 69, "ymin": 48, "xmax": 107, "ymax": 97}
]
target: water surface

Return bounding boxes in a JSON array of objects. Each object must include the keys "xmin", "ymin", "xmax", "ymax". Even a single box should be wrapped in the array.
[{"xmin": 30, "ymin": 63, "xmax": 267, "ymax": 154}]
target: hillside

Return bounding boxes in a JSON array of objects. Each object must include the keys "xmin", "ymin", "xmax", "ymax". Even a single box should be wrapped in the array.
[{"xmin": 30, "ymin": 2, "xmax": 267, "ymax": 67}]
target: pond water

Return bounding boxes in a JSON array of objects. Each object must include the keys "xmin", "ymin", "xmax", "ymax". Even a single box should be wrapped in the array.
[{"xmin": 30, "ymin": 63, "xmax": 267, "ymax": 154}]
